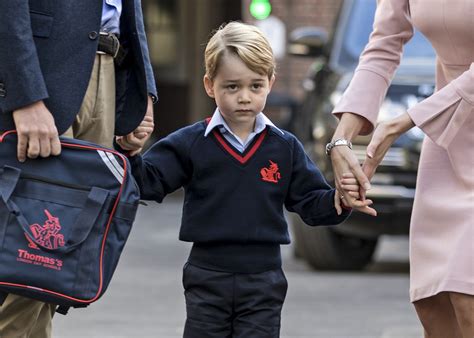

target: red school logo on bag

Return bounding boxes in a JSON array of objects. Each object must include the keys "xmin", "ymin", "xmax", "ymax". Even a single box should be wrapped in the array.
[
  {"xmin": 25, "ymin": 209, "xmax": 65, "ymax": 250},
  {"xmin": 17, "ymin": 209, "xmax": 65, "ymax": 271},
  {"xmin": 260, "ymin": 160, "xmax": 281, "ymax": 183}
]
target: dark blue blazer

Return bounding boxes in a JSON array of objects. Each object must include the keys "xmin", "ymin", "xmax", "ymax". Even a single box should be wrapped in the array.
[{"xmin": 0, "ymin": 0, "xmax": 157, "ymax": 135}]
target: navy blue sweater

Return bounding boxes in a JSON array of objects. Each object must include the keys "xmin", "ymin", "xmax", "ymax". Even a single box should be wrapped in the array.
[{"xmin": 128, "ymin": 120, "xmax": 350, "ymax": 272}]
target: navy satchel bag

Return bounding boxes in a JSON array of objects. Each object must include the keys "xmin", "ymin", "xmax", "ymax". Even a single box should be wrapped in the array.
[{"xmin": 0, "ymin": 131, "xmax": 140, "ymax": 314}]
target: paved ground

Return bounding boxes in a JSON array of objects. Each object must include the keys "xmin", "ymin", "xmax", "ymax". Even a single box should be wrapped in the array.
[{"xmin": 54, "ymin": 192, "xmax": 423, "ymax": 338}]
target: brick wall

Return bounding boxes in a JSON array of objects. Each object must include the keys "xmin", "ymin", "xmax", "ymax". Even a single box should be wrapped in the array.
[{"xmin": 243, "ymin": 0, "xmax": 343, "ymax": 100}]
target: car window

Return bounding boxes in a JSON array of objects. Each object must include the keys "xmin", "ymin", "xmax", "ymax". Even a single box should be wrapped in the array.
[{"xmin": 338, "ymin": 0, "xmax": 435, "ymax": 69}]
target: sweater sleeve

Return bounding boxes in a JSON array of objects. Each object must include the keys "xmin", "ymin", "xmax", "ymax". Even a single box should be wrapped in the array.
[
  {"xmin": 332, "ymin": 0, "xmax": 414, "ymax": 135},
  {"xmin": 128, "ymin": 129, "xmax": 193, "ymax": 202},
  {"xmin": 285, "ymin": 137, "xmax": 351, "ymax": 226}
]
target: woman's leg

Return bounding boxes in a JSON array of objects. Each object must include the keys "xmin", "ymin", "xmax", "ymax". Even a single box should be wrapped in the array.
[
  {"xmin": 413, "ymin": 292, "xmax": 463, "ymax": 338},
  {"xmin": 449, "ymin": 292, "xmax": 474, "ymax": 338}
]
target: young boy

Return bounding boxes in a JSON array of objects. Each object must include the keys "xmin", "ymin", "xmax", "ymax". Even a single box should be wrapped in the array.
[{"xmin": 117, "ymin": 22, "xmax": 364, "ymax": 337}]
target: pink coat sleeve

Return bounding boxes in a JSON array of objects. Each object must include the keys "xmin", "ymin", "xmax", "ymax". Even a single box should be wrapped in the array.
[
  {"xmin": 407, "ymin": 63, "xmax": 474, "ymax": 150},
  {"xmin": 410, "ymin": 63, "xmax": 474, "ymax": 186},
  {"xmin": 332, "ymin": 0, "xmax": 414, "ymax": 135}
]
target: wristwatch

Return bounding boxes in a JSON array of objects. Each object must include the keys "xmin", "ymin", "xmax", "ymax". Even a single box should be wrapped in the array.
[{"xmin": 325, "ymin": 138, "xmax": 353, "ymax": 156}]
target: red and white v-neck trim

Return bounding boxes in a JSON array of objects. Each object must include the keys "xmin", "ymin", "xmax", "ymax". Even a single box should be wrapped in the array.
[{"xmin": 211, "ymin": 128, "xmax": 268, "ymax": 164}]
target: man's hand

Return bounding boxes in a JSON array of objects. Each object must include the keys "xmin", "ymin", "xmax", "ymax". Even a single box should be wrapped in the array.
[
  {"xmin": 116, "ymin": 96, "xmax": 155, "ymax": 156},
  {"xmin": 12, "ymin": 100, "xmax": 61, "ymax": 162}
]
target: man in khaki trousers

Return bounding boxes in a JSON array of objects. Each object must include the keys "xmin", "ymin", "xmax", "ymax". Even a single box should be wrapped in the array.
[
  {"xmin": 0, "ymin": 1, "xmax": 157, "ymax": 337},
  {"xmin": 0, "ymin": 53, "xmax": 154, "ymax": 338}
]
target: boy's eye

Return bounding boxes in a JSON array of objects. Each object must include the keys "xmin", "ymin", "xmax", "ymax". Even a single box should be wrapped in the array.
[
  {"xmin": 226, "ymin": 84, "xmax": 238, "ymax": 90},
  {"xmin": 252, "ymin": 83, "xmax": 263, "ymax": 90}
]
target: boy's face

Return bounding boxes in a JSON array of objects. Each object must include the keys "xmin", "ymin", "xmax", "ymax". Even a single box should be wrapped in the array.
[{"xmin": 204, "ymin": 53, "xmax": 274, "ymax": 130}]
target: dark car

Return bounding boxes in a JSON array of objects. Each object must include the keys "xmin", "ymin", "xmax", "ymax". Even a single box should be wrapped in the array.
[{"xmin": 287, "ymin": 0, "xmax": 436, "ymax": 270}]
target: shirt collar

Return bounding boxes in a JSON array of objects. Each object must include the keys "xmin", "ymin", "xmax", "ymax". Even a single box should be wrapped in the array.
[{"xmin": 204, "ymin": 108, "xmax": 284, "ymax": 137}]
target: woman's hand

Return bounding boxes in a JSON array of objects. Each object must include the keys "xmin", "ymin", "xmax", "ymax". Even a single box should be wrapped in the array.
[
  {"xmin": 363, "ymin": 113, "xmax": 415, "ymax": 179},
  {"xmin": 330, "ymin": 113, "xmax": 376, "ymax": 216}
]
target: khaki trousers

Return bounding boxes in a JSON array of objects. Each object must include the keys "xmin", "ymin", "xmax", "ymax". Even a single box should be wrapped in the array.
[
  {"xmin": 0, "ymin": 54, "xmax": 116, "ymax": 338},
  {"xmin": 62, "ymin": 53, "xmax": 116, "ymax": 148},
  {"xmin": 414, "ymin": 291, "xmax": 474, "ymax": 338}
]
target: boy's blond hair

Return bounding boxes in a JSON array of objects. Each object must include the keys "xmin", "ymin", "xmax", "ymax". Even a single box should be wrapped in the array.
[{"xmin": 204, "ymin": 21, "xmax": 276, "ymax": 80}]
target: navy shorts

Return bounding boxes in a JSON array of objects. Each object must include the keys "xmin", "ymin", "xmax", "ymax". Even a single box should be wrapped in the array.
[{"xmin": 182, "ymin": 263, "xmax": 288, "ymax": 338}]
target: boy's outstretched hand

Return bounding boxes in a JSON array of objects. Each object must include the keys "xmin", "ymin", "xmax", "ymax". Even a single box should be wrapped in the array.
[{"xmin": 336, "ymin": 173, "xmax": 377, "ymax": 216}]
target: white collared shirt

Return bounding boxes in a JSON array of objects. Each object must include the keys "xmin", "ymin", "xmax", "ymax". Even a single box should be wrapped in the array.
[{"xmin": 204, "ymin": 109, "xmax": 284, "ymax": 153}]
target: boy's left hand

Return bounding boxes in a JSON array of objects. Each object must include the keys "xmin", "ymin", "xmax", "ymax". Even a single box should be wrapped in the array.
[
  {"xmin": 116, "ymin": 97, "xmax": 155, "ymax": 156},
  {"xmin": 334, "ymin": 189, "xmax": 358, "ymax": 215},
  {"xmin": 336, "ymin": 173, "xmax": 376, "ymax": 216}
]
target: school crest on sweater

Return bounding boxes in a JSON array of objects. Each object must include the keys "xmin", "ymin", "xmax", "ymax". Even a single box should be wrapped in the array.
[{"xmin": 260, "ymin": 160, "xmax": 281, "ymax": 183}]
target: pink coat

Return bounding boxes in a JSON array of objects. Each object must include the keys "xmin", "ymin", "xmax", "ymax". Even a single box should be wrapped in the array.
[{"xmin": 333, "ymin": 0, "xmax": 473, "ymax": 302}]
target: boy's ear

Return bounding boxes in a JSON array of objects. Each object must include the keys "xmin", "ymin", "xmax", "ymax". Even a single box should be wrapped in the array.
[
  {"xmin": 268, "ymin": 75, "xmax": 276, "ymax": 91},
  {"xmin": 203, "ymin": 75, "xmax": 215, "ymax": 98}
]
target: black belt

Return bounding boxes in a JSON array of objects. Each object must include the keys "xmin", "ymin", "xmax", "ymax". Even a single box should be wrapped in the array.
[{"xmin": 97, "ymin": 32, "xmax": 127, "ymax": 65}]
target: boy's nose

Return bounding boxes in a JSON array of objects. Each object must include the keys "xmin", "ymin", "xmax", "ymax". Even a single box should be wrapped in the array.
[{"xmin": 238, "ymin": 93, "xmax": 251, "ymax": 104}]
